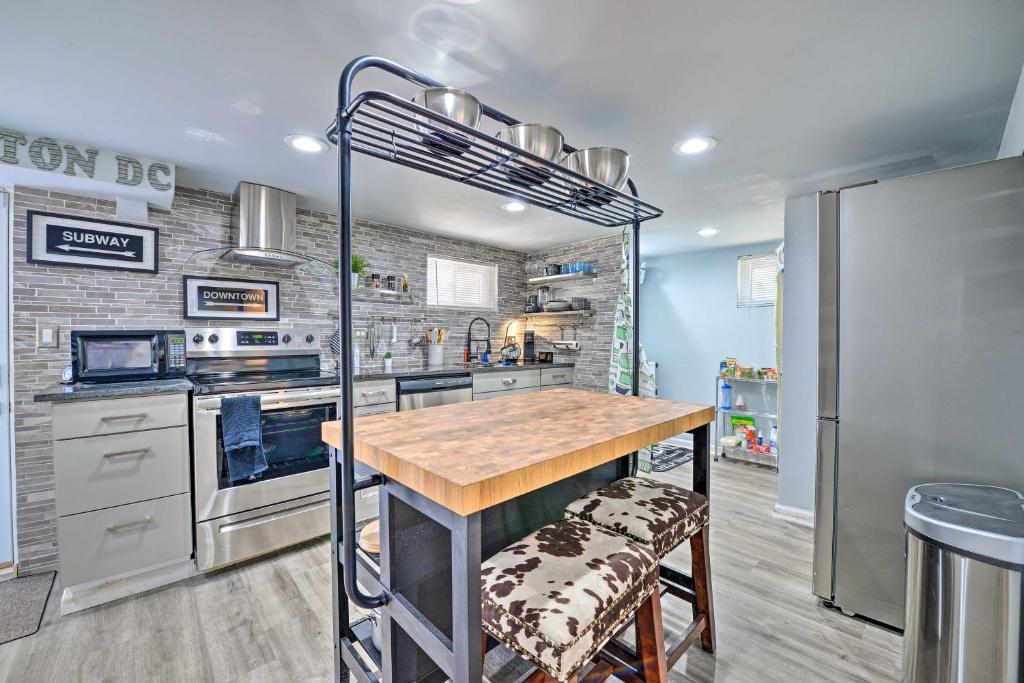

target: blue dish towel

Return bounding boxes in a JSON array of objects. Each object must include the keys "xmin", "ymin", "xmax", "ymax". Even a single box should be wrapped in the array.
[{"xmin": 221, "ymin": 394, "xmax": 269, "ymax": 483}]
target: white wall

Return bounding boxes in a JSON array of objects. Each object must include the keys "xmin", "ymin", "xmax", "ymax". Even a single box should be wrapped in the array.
[
  {"xmin": 777, "ymin": 195, "xmax": 819, "ymax": 518},
  {"xmin": 999, "ymin": 64, "xmax": 1024, "ymax": 158},
  {"xmin": 640, "ymin": 241, "xmax": 779, "ymax": 408}
]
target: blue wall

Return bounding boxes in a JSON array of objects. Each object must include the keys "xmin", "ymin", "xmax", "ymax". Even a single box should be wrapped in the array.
[{"xmin": 640, "ymin": 241, "xmax": 779, "ymax": 407}]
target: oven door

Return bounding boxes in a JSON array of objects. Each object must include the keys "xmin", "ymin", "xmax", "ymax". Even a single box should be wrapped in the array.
[
  {"xmin": 72, "ymin": 331, "xmax": 161, "ymax": 382},
  {"xmin": 192, "ymin": 387, "xmax": 338, "ymax": 522}
]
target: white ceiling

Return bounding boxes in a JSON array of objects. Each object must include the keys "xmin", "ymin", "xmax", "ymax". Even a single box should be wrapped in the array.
[{"xmin": 2, "ymin": 0, "xmax": 1022, "ymax": 255}]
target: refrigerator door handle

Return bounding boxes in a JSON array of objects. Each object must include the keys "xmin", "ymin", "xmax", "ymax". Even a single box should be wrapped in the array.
[{"xmin": 812, "ymin": 417, "xmax": 838, "ymax": 600}]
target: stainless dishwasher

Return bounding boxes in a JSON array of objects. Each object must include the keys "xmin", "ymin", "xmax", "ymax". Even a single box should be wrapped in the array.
[{"xmin": 397, "ymin": 374, "xmax": 473, "ymax": 411}]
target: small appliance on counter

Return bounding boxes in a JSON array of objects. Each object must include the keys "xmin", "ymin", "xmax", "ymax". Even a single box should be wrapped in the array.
[
  {"xmin": 537, "ymin": 351, "xmax": 554, "ymax": 363},
  {"xmin": 70, "ymin": 330, "xmax": 186, "ymax": 383},
  {"xmin": 522, "ymin": 330, "xmax": 536, "ymax": 361},
  {"xmin": 524, "ymin": 294, "xmax": 540, "ymax": 313}
]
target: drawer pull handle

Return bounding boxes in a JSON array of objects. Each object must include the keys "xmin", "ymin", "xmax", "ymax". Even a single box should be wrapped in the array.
[
  {"xmin": 550, "ymin": 375, "xmax": 565, "ymax": 380},
  {"xmin": 501, "ymin": 378, "xmax": 517, "ymax": 385},
  {"xmin": 361, "ymin": 390, "xmax": 388, "ymax": 397},
  {"xmin": 106, "ymin": 516, "xmax": 154, "ymax": 533},
  {"xmin": 103, "ymin": 447, "xmax": 152, "ymax": 460},
  {"xmin": 100, "ymin": 413, "xmax": 148, "ymax": 422}
]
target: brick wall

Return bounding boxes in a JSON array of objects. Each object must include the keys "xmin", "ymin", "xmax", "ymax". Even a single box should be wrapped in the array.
[
  {"xmin": 10, "ymin": 185, "xmax": 526, "ymax": 574},
  {"xmin": 525, "ymin": 233, "xmax": 622, "ymax": 392}
]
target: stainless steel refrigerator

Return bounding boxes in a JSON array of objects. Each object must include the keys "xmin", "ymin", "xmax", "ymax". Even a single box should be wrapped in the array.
[{"xmin": 812, "ymin": 154, "xmax": 1024, "ymax": 629}]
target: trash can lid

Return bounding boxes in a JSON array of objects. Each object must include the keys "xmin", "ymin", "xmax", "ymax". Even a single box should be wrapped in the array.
[{"xmin": 905, "ymin": 484, "xmax": 1024, "ymax": 569}]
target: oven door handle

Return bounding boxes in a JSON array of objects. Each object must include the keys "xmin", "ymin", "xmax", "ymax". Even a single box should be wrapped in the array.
[{"xmin": 194, "ymin": 388, "xmax": 341, "ymax": 411}]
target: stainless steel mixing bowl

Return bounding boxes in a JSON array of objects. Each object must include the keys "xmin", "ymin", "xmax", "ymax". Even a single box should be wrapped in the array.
[
  {"xmin": 411, "ymin": 87, "xmax": 483, "ymax": 156},
  {"xmin": 495, "ymin": 123, "xmax": 565, "ymax": 187}
]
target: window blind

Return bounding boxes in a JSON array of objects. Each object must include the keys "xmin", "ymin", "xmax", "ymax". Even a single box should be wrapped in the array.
[
  {"xmin": 737, "ymin": 252, "xmax": 778, "ymax": 308},
  {"xmin": 427, "ymin": 256, "xmax": 498, "ymax": 310}
]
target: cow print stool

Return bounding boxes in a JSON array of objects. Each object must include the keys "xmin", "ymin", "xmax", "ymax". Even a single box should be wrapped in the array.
[
  {"xmin": 565, "ymin": 477, "xmax": 716, "ymax": 667},
  {"xmin": 480, "ymin": 517, "xmax": 668, "ymax": 682}
]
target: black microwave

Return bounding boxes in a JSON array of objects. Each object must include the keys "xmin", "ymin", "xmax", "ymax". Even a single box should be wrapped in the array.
[{"xmin": 70, "ymin": 330, "xmax": 186, "ymax": 383}]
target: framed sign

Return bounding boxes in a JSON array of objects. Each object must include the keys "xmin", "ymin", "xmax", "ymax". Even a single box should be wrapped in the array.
[
  {"xmin": 183, "ymin": 275, "xmax": 279, "ymax": 321},
  {"xmin": 27, "ymin": 210, "xmax": 159, "ymax": 273}
]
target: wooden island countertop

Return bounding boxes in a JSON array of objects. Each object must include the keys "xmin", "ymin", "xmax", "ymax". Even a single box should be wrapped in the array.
[{"xmin": 322, "ymin": 387, "xmax": 713, "ymax": 516}]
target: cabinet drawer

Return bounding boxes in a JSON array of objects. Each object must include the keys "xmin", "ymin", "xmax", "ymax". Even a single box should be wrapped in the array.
[
  {"xmin": 52, "ymin": 393, "xmax": 188, "ymax": 440},
  {"xmin": 354, "ymin": 380, "xmax": 396, "ymax": 408},
  {"xmin": 55, "ymin": 426, "xmax": 189, "ymax": 517},
  {"xmin": 472, "ymin": 369, "xmax": 540, "ymax": 394},
  {"xmin": 58, "ymin": 493, "xmax": 191, "ymax": 587},
  {"xmin": 473, "ymin": 386, "xmax": 540, "ymax": 401},
  {"xmin": 541, "ymin": 367, "xmax": 575, "ymax": 388},
  {"xmin": 354, "ymin": 403, "xmax": 395, "ymax": 417}
]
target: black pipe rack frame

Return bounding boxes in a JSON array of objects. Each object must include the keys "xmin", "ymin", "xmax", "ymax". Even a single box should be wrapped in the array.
[{"xmin": 328, "ymin": 54, "xmax": 664, "ymax": 682}]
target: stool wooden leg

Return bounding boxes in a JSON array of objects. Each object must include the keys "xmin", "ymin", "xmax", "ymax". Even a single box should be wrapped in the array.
[
  {"xmin": 690, "ymin": 524, "xmax": 716, "ymax": 653},
  {"xmin": 635, "ymin": 589, "xmax": 669, "ymax": 682},
  {"xmin": 482, "ymin": 632, "xmax": 489, "ymax": 671},
  {"xmin": 525, "ymin": 670, "xmax": 576, "ymax": 683}
]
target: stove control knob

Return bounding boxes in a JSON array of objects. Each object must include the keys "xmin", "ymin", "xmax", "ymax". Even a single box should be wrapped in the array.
[
  {"xmin": 305, "ymin": 334, "xmax": 315, "ymax": 344},
  {"xmin": 208, "ymin": 334, "xmax": 219, "ymax": 344},
  {"xmin": 192, "ymin": 334, "xmax": 204, "ymax": 343},
  {"xmin": 282, "ymin": 334, "xmax": 292, "ymax": 344}
]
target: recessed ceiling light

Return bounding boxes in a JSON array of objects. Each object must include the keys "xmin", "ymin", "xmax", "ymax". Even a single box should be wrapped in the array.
[
  {"xmin": 502, "ymin": 200, "xmax": 527, "ymax": 213},
  {"xmin": 674, "ymin": 136, "xmax": 717, "ymax": 155},
  {"xmin": 284, "ymin": 135, "xmax": 328, "ymax": 154},
  {"xmin": 697, "ymin": 227, "xmax": 719, "ymax": 237},
  {"xmin": 446, "ymin": 0, "xmax": 482, "ymax": 4}
]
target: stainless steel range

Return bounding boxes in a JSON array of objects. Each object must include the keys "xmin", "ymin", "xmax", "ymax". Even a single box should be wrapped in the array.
[{"xmin": 187, "ymin": 326, "xmax": 338, "ymax": 571}]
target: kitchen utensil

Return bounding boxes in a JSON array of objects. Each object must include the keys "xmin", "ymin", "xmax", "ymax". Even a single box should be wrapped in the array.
[
  {"xmin": 371, "ymin": 273, "xmax": 381, "ymax": 288},
  {"xmin": 570, "ymin": 297, "xmax": 589, "ymax": 311},
  {"xmin": 536, "ymin": 285, "xmax": 552, "ymax": 307},
  {"xmin": 544, "ymin": 264, "xmax": 562, "ymax": 276},
  {"xmin": 386, "ymin": 275, "xmax": 396, "ymax": 291},
  {"xmin": 561, "ymin": 147, "xmax": 631, "ymax": 207},
  {"xmin": 544, "ymin": 300, "xmax": 571, "ymax": 312},
  {"xmin": 411, "ymin": 87, "xmax": 482, "ymax": 157},
  {"xmin": 495, "ymin": 123, "xmax": 564, "ymax": 187}
]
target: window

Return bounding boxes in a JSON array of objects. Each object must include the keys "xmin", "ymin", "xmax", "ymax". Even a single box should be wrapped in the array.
[
  {"xmin": 736, "ymin": 252, "xmax": 778, "ymax": 307},
  {"xmin": 427, "ymin": 256, "xmax": 498, "ymax": 310}
]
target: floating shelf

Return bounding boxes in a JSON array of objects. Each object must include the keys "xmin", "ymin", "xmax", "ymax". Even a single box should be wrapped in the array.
[
  {"xmin": 352, "ymin": 286, "xmax": 416, "ymax": 305},
  {"xmin": 521, "ymin": 309, "xmax": 594, "ymax": 319},
  {"xmin": 718, "ymin": 407, "xmax": 778, "ymax": 420},
  {"xmin": 527, "ymin": 271, "xmax": 599, "ymax": 285},
  {"xmin": 330, "ymin": 91, "xmax": 663, "ymax": 228},
  {"xmin": 720, "ymin": 444, "xmax": 778, "ymax": 469}
]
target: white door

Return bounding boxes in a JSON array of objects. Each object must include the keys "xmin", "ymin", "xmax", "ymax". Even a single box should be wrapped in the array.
[{"xmin": 0, "ymin": 189, "xmax": 12, "ymax": 571}]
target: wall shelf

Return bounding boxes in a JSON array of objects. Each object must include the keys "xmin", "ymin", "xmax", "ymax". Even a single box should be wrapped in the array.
[
  {"xmin": 718, "ymin": 375, "xmax": 779, "ymax": 384},
  {"xmin": 526, "ymin": 271, "xmax": 598, "ymax": 285},
  {"xmin": 717, "ymin": 407, "xmax": 777, "ymax": 420},
  {"xmin": 520, "ymin": 309, "xmax": 594, "ymax": 319}
]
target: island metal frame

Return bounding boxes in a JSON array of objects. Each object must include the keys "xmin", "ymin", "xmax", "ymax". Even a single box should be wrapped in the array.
[{"xmin": 327, "ymin": 54, "xmax": 708, "ymax": 682}]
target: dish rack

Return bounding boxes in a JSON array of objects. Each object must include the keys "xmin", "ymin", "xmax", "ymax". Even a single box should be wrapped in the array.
[{"xmin": 326, "ymin": 55, "xmax": 665, "ymax": 682}]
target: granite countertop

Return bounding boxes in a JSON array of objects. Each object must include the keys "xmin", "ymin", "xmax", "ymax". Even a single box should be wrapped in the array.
[
  {"xmin": 34, "ymin": 378, "xmax": 195, "ymax": 403},
  {"xmin": 354, "ymin": 360, "xmax": 574, "ymax": 382}
]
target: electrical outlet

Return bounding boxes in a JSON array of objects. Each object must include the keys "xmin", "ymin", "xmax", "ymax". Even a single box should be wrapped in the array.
[{"xmin": 37, "ymin": 322, "xmax": 60, "ymax": 348}]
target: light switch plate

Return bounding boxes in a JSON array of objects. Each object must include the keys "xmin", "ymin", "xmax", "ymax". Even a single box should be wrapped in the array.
[{"xmin": 37, "ymin": 322, "xmax": 60, "ymax": 348}]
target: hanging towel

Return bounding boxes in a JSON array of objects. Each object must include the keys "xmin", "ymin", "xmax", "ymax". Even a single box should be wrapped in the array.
[{"xmin": 220, "ymin": 394, "xmax": 269, "ymax": 483}]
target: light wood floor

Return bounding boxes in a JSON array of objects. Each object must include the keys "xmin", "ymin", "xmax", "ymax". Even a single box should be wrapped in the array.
[{"xmin": 0, "ymin": 459, "xmax": 902, "ymax": 682}]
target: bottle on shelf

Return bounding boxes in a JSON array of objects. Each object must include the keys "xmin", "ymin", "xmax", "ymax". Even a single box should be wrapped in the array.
[
  {"xmin": 769, "ymin": 424, "xmax": 778, "ymax": 453},
  {"xmin": 756, "ymin": 429, "xmax": 764, "ymax": 447},
  {"xmin": 721, "ymin": 381, "xmax": 732, "ymax": 410}
]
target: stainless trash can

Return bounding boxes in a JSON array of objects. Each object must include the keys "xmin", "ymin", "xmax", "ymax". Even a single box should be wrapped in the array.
[{"xmin": 902, "ymin": 483, "xmax": 1023, "ymax": 683}]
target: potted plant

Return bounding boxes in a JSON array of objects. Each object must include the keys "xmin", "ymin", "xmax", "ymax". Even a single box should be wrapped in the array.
[
  {"xmin": 334, "ymin": 254, "xmax": 370, "ymax": 288},
  {"xmin": 383, "ymin": 350, "xmax": 393, "ymax": 373}
]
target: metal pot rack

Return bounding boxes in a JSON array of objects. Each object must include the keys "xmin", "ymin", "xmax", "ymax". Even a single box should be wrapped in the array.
[{"xmin": 327, "ymin": 54, "xmax": 663, "ymax": 682}]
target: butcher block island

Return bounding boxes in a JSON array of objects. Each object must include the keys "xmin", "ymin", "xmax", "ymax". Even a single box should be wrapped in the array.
[{"xmin": 322, "ymin": 388, "xmax": 714, "ymax": 682}]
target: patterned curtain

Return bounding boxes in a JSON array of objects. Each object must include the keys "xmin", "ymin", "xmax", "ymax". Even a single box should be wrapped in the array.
[{"xmin": 608, "ymin": 229, "xmax": 658, "ymax": 471}]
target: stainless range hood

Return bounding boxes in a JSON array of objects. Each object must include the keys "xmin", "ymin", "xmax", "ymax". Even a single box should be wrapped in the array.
[{"xmin": 185, "ymin": 182, "xmax": 332, "ymax": 276}]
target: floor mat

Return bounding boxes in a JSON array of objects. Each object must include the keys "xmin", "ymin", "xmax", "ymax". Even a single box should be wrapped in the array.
[
  {"xmin": 650, "ymin": 444, "xmax": 694, "ymax": 472},
  {"xmin": 0, "ymin": 571, "xmax": 55, "ymax": 645}
]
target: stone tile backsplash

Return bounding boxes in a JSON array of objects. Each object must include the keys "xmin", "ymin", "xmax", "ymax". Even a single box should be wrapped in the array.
[{"xmin": 10, "ymin": 185, "xmax": 617, "ymax": 574}]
